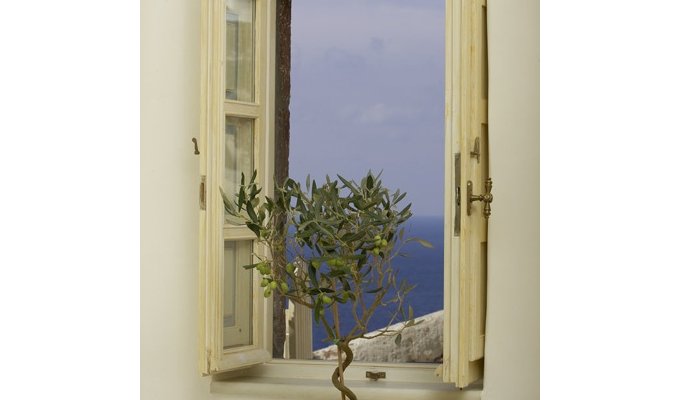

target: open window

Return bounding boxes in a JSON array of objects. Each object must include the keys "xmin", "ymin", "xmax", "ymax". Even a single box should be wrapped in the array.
[{"xmin": 198, "ymin": 0, "xmax": 489, "ymax": 389}]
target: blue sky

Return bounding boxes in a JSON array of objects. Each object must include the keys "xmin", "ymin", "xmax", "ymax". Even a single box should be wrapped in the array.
[{"xmin": 289, "ymin": 0, "xmax": 445, "ymax": 217}]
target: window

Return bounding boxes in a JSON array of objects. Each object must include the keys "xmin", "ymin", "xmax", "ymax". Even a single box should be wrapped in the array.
[{"xmin": 198, "ymin": 0, "xmax": 489, "ymax": 391}]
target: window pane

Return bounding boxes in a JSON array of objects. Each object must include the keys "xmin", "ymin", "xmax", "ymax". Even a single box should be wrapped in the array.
[
  {"xmin": 225, "ymin": 0, "xmax": 255, "ymax": 102},
  {"xmin": 223, "ymin": 117, "xmax": 254, "ymax": 224},
  {"xmin": 223, "ymin": 240, "xmax": 253, "ymax": 349}
]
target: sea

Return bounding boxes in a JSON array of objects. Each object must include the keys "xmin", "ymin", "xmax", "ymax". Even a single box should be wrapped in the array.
[{"xmin": 308, "ymin": 215, "xmax": 444, "ymax": 350}]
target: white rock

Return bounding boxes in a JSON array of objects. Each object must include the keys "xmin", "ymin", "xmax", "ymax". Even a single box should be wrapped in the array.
[{"xmin": 313, "ymin": 310, "xmax": 443, "ymax": 363}]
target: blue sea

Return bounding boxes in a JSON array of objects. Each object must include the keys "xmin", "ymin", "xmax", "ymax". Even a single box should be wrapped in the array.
[{"xmin": 308, "ymin": 215, "xmax": 444, "ymax": 350}]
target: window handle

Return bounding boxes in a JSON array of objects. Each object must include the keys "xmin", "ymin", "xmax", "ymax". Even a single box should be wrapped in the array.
[{"xmin": 467, "ymin": 178, "xmax": 493, "ymax": 218}]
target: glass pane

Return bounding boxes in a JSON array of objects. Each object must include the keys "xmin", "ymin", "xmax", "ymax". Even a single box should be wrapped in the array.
[
  {"xmin": 223, "ymin": 117, "xmax": 254, "ymax": 224},
  {"xmin": 225, "ymin": 0, "xmax": 255, "ymax": 102},
  {"xmin": 223, "ymin": 240, "xmax": 254, "ymax": 349}
]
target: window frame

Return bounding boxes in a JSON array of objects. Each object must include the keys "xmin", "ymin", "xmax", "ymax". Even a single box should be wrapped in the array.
[{"xmin": 198, "ymin": 0, "xmax": 488, "ymax": 393}]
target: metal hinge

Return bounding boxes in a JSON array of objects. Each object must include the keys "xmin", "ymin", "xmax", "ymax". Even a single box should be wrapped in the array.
[
  {"xmin": 199, "ymin": 175, "xmax": 206, "ymax": 210},
  {"xmin": 192, "ymin": 137, "xmax": 200, "ymax": 154},
  {"xmin": 470, "ymin": 137, "xmax": 480, "ymax": 163}
]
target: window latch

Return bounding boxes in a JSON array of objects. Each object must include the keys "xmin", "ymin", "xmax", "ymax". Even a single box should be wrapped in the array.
[
  {"xmin": 454, "ymin": 153, "xmax": 461, "ymax": 236},
  {"xmin": 365, "ymin": 371, "xmax": 386, "ymax": 381},
  {"xmin": 199, "ymin": 176, "xmax": 206, "ymax": 210},
  {"xmin": 467, "ymin": 178, "xmax": 493, "ymax": 218}
]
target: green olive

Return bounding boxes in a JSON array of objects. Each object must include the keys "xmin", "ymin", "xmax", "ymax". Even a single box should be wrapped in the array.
[
  {"xmin": 381, "ymin": 239, "xmax": 388, "ymax": 247},
  {"xmin": 257, "ymin": 262, "xmax": 271, "ymax": 275},
  {"xmin": 286, "ymin": 263, "xmax": 295, "ymax": 274},
  {"xmin": 280, "ymin": 282, "xmax": 289, "ymax": 293},
  {"xmin": 264, "ymin": 287, "xmax": 272, "ymax": 298},
  {"xmin": 372, "ymin": 248, "xmax": 380, "ymax": 256},
  {"xmin": 269, "ymin": 281, "xmax": 278, "ymax": 290},
  {"xmin": 374, "ymin": 235, "xmax": 381, "ymax": 241},
  {"xmin": 321, "ymin": 295, "xmax": 333, "ymax": 304}
]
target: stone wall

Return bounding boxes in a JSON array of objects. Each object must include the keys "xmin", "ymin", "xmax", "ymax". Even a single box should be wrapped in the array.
[{"xmin": 313, "ymin": 310, "xmax": 443, "ymax": 363}]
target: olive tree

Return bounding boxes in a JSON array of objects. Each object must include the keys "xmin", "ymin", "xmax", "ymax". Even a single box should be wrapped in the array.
[{"xmin": 222, "ymin": 171, "xmax": 429, "ymax": 400}]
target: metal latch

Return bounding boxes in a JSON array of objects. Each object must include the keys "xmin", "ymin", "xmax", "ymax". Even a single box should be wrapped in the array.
[
  {"xmin": 454, "ymin": 153, "xmax": 461, "ymax": 236},
  {"xmin": 365, "ymin": 371, "xmax": 386, "ymax": 381},
  {"xmin": 199, "ymin": 175, "xmax": 206, "ymax": 210},
  {"xmin": 467, "ymin": 178, "xmax": 493, "ymax": 218}
]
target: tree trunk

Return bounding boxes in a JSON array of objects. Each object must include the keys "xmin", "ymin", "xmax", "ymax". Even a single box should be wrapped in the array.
[
  {"xmin": 332, "ymin": 341, "xmax": 357, "ymax": 400},
  {"xmin": 272, "ymin": 0, "xmax": 292, "ymax": 359}
]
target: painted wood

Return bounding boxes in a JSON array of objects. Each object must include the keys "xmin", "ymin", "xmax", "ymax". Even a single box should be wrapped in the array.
[
  {"xmin": 442, "ymin": 0, "xmax": 462, "ymax": 386},
  {"xmin": 468, "ymin": 0, "xmax": 489, "ymax": 364},
  {"xmin": 199, "ymin": 0, "xmax": 277, "ymax": 376},
  {"xmin": 444, "ymin": 0, "xmax": 488, "ymax": 388}
]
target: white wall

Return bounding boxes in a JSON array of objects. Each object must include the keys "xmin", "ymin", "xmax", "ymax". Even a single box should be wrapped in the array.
[
  {"xmin": 484, "ymin": 0, "xmax": 540, "ymax": 399},
  {"xmin": 141, "ymin": 0, "xmax": 210, "ymax": 399}
]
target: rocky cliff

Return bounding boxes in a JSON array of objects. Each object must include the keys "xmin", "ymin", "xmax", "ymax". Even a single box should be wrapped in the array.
[{"xmin": 312, "ymin": 310, "xmax": 443, "ymax": 363}]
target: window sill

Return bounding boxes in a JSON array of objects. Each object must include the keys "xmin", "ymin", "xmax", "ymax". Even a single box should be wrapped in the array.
[{"xmin": 210, "ymin": 362, "xmax": 482, "ymax": 400}]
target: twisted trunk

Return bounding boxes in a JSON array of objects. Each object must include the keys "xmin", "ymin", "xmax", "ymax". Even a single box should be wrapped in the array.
[{"xmin": 331, "ymin": 341, "xmax": 357, "ymax": 400}]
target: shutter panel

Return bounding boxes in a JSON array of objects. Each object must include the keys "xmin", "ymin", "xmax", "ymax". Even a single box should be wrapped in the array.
[
  {"xmin": 443, "ymin": 0, "xmax": 488, "ymax": 388},
  {"xmin": 199, "ymin": 0, "xmax": 276, "ymax": 375}
]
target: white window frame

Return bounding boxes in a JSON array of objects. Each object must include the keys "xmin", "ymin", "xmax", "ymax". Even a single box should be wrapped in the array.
[{"xmin": 198, "ymin": 0, "xmax": 488, "ymax": 396}]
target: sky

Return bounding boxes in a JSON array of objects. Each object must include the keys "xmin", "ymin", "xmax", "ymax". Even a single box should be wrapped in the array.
[{"xmin": 289, "ymin": 0, "xmax": 445, "ymax": 217}]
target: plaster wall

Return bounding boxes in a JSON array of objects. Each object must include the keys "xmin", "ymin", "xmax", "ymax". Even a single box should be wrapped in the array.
[
  {"xmin": 141, "ymin": 0, "xmax": 208, "ymax": 399},
  {"xmin": 484, "ymin": 0, "xmax": 540, "ymax": 399}
]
